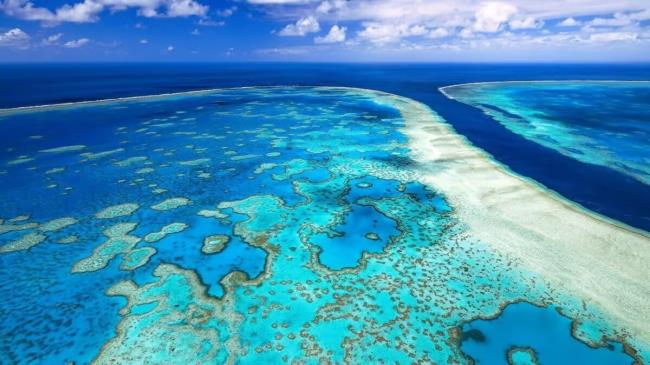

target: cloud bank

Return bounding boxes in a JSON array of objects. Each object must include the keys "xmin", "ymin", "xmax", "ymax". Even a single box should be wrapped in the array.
[
  {"xmin": 0, "ymin": 0, "xmax": 208, "ymax": 24},
  {"xmin": 261, "ymin": 0, "xmax": 650, "ymax": 55}
]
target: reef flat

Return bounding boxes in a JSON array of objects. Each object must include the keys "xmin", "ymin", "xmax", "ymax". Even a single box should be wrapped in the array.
[{"xmin": 0, "ymin": 87, "xmax": 647, "ymax": 364}]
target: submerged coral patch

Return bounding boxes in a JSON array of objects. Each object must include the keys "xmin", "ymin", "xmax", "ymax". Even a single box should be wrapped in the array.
[
  {"xmin": 7, "ymin": 156, "xmax": 34, "ymax": 165},
  {"xmin": 96, "ymin": 203, "xmax": 139, "ymax": 219},
  {"xmin": 179, "ymin": 158, "xmax": 211, "ymax": 166},
  {"xmin": 197, "ymin": 209, "xmax": 227, "ymax": 219},
  {"xmin": 39, "ymin": 145, "xmax": 86, "ymax": 153},
  {"xmin": 144, "ymin": 222, "xmax": 188, "ymax": 243},
  {"xmin": 0, "ymin": 232, "xmax": 47, "ymax": 253},
  {"xmin": 507, "ymin": 347, "xmax": 539, "ymax": 365},
  {"xmin": 80, "ymin": 148, "xmax": 125, "ymax": 160},
  {"xmin": 151, "ymin": 197, "xmax": 191, "ymax": 211},
  {"xmin": 39, "ymin": 217, "xmax": 77, "ymax": 232},
  {"xmin": 201, "ymin": 234, "xmax": 230, "ymax": 254},
  {"xmin": 120, "ymin": 247, "xmax": 156, "ymax": 271},
  {"xmin": 96, "ymin": 264, "xmax": 242, "ymax": 364},
  {"xmin": 45, "ymin": 167, "xmax": 65, "ymax": 175},
  {"xmin": 72, "ymin": 223, "xmax": 140, "ymax": 273},
  {"xmin": 0, "ymin": 221, "xmax": 38, "ymax": 235},
  {"xmin": 115, "ymin": 156, "xmax": 148, "ymax": 167}
]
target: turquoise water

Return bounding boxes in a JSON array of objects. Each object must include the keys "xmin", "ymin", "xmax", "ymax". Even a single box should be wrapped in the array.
[
  {"xmin": 0, "ymin": 87, "xmax": 643, "ymax": 364},
  {"xmin": 461, "ymin": 302, "xmax": 633, "ymax": 364},
  {"xmin": 442, "ymin": 81, "xmax": 650, "ymax": 185}
]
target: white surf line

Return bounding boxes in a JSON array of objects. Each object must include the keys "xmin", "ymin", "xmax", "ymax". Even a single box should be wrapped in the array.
[
  {"xmin": 0, "ymin": 89, "xmax": 218, "ymax": 115},
  {"xmin": 439, "ymin": 80, "xmax": 650, "ymax": 99},
  {"xmin": 0, "ymin": 85, "xmax": 311, "ymax": 115},
  {"xmin": 383, "ymin": 91, "xmax": 650, "ymax": 344}
]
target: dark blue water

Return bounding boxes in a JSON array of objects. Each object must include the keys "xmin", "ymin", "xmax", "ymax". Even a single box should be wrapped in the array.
[{"xmin": 2, "ymin": 63, "xmax": 649, "ymax": 231}]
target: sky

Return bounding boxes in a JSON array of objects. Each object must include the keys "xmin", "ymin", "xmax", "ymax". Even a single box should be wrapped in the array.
[{"xmin": 0, "ymin": 0, "xmax": 649, "ymax": 62}]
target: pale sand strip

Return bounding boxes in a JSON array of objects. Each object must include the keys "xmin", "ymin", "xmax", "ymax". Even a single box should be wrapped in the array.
[
  {"xmin": 385, "ymin": 93, "xmax": 650, "ymax": 343},
  {"xmin": 439, "ymin": 80, "xmax": 650, "ymax": 97}
]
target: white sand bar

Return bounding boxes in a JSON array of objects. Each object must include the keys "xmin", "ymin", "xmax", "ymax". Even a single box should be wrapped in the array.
[{"xmin": 384, "ymin": 91, "xmax": 650, "ymax": 343}]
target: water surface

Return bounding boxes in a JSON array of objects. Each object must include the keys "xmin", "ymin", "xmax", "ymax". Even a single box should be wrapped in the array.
[
  {"xmin": 0, "ymin": 87, "xmax": 641, "ymax": 364},
  {"xmin": 442, "ymin": 81, "xmax": 650, "ymax": 185}
]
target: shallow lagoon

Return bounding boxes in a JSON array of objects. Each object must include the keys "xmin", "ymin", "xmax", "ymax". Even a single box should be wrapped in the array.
[
  {"xmin": 461, "ymin": 302, "xmax": 633, "ymax": 365},
  {"xmin": 0, "ymin": 87, "xmax": 645, "ymax": 364}
]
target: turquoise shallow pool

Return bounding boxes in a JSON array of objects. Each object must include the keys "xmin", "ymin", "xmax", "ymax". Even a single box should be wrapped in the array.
[
  {"xmin": 461, "ymin": 302, "xmax": 633, "ymax": 365},
  {"xmin": 441, "ymin": 81, "xmax": 650, "ymax": 185},
  {"xmin": 0, "ymin": 87, "xmax": 643, "ymax": 364}
]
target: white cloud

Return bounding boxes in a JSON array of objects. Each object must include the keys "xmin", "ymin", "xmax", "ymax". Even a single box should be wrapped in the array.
[
  {"xmin": 256, "ymin": 45, "xmax": 314, "ymax": 55},
  {"xmin": 589, "ymin": 31, "xmax": 637, "ymax": 42},
  {"xmin": 198, "ymin": 18, "xmax": 225, "ymax": 26},
  {"xmin": 42, "ymin": 32, "xmax": 63, "ymax": 45},
  {"xmin": 316, "ymin": 1, "xmax": 331, "ymax": 13},
  {"xmin": 0, "ymin": 27, "xmax": 29, "ymax": 47},
  {"xmin": 315, "ymin": 24, "xmax": 346, "ymax": 43},
  {"xmin": 63, "ymin": 37, "xmax": 89, "ymax": 48},
  {"xmin": 252, "ymin": 0, "xmax": 650, "ymax": 48},
  {"xmin": 316, "ymin": 0, "xmax": 345, "ymax": 14},
  {"xmin": 139, "ymin": 38, "xmax": 148, "ymax": 44},
  {"xmin": 0, "ymin": 0, "xmax": 209, "ymax": 24},
  {"xmin": 630, "ymin": 9, "xmax": 650, "ymax": 21},
  {"xmin": 509, "ymin": 16, "xmax": 543, "ymax": 30},
  {"xmin": 428, "ymin": 27, "xmax": 449, "ymax": 38},
  {"xmin": 590, "ymin": 13, "xmax": 634, "ymax": 27},
  {"xmin": 459, "ymin": 28, "xmax": 473, "ymax": 38},
  {"xmin": 472, "ymin": 2, "xmax": 518, "ymax": 33},
  {"xmin": 336, "ymin": 1, "xmax": 455, "ymax": 22},
  {"xmin": 330, "ymin": 0, "xmax": 649, "ymax": 23},
  {"xmin": 191, "ymin": 28, "xmax": 200, "ymax": 35},
  {"xmin": 358, "ymin": 23, "xmax": 402, "ymax": 43},
  {"xmin": 1, "ymin": 0, "xmax": 53, "ymax": 21},
  {"xmin": 167, "ymin": 45, "xmax": 174, "ymax": 51},
  {"xmin": 358, "ymin": 22, "xmax": 439, "ymax": 43},
  {"xmin": 558, "ymin": 17, "xmax": 581, "ymax": 27},
  {"xmin": 166, "ymin": 0, "xmax": 207, "ymax": 17},
  {"xmin": 216, "ymin": 6, "xmax": 237, "ymax": 17},
  {"xmin": 409, "ymin": 25, "xmax": 428, "ymax": 36},
  {"xmin": 248, "ymin": 0, "xmax": 316, "ymax": 4},
  {"xmin": 278, "ymin": 15, "xmax": 320, "ymax": 36},
  {"xmin": 55, "ymin": 1, "xmax": 103, "ymax": 23}
]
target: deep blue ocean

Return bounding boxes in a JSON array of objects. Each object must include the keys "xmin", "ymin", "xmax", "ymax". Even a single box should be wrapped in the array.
[{"xmin": 2, "ymin": 63, "xmax": 649, "ymax": 231}]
